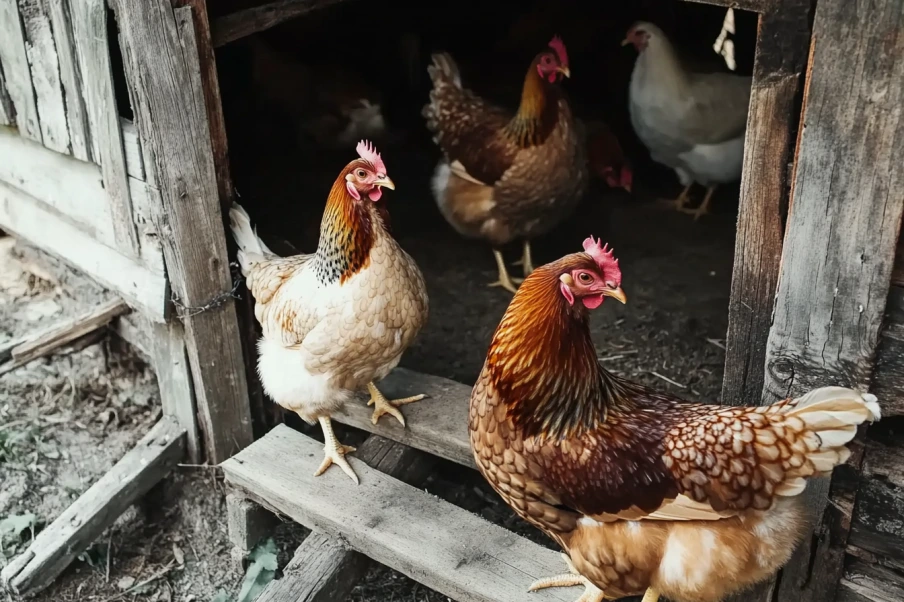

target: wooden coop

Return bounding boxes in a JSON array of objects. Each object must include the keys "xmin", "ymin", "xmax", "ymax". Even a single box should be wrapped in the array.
[{"xmin": 0, "ymin": 0, "xmax": 902, "ymax": 600}]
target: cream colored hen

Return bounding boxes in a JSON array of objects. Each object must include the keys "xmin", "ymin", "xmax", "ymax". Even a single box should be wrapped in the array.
[{"xmin": 229, "ymin": 142, "xmax": 428, "ymax": 483}]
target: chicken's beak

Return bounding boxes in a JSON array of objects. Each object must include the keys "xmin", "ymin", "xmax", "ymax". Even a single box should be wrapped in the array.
[
  {"xmin": 623, "ymin": 183, "xmax": 632, "ymax": 194},
  {"xmin": 603, "ymin": 286, "xmax": 627, "ymax": 304},
  {"xmin": 374, "ymin": 176, "xmax": 395, "ymax": 190},
  {"xmin": 556, "ymin": 65, "xmax": 571, "ymax": 78}
]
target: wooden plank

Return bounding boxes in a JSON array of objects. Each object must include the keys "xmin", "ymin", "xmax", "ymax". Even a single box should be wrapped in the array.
[
  {"xmin": 256, "ymin": 434, "xmax": 433, "ymax": 602},
  {"xmin": 0, "ymin": 0, "xmax": 40, "ymax": 140},
  {"xmin": 19, "ymin": 0, "xmax": 70, "ymax": 154},
  {"xmin": 892, "ymin": 237, "xmax": 904, "ymax": 287},
  {"xmin": 334, "ymin": 367, "xmax": 475, "ymax": 469},
  {"xmin": 872, "ymin": 287, "xmax": 904, "ymax": 416},
  {"xmin": 0, "ymin": 417, "xmax": 185, "ymax": 596},
  {"xmin": 0, "ymin": 298, "xmax": 127, "ymax": 374},
  {"xmin": 682, "ymin": 0, "xmax": 772, "ymax": 11},
  {"xmin": 0, "ymin": 125, "xmax": 115, "ymax": 245},
  {"xmin": 120, "ymin": 118, "xmax": 145, "ymax": 180},
  {"xmin": 0, "ymin": 179, "xmax": 169, "ymax": 320},
  {"xmin": 226, "ymin": 492, "xmax": 278, "ymax": 566},
  {"xmin": 0, "ymin": 56, "xmax": 14, "ymax": 126},
  {"xmin": 148, "ymin": 318, "xmax": 202, "ymax": 464},
  {"xmin": 720, "ymin": 0, "xmax": 813, "ymax": 407},
  {"xmin": 46, "ymin": 0, "xmax": 90, "ymax": 161},
  {"xmin": 110, "ymin": 311, "xmax": 152, "ymax": 360},
  {"xmin": 70, "ymin": 0, "xmax": 139, "ymax": 257},
  {"xmin": 210, "ymin": 0, "xmax": 348, "ymax": 48},
  {"xmin": 753, "ymin": 0, "xmax": 904, "ymax": 600},
  {"xmin": 127, "ymin": 175, "xmax": 167, "ymax": 276},
  {"xmin": 223, "ymin": 425, "xmax": 576, "ymax": 602},
  {"xmin": 113, "ymin": 0, "xmax": 252, "ymax": 463},
  {"xmin": 838, "ymin": 560, "xmax": 904, "ymax": 602}
]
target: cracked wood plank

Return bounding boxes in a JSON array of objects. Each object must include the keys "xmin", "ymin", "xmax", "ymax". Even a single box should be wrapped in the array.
[{"xmin": 0, "ymin": 0, "xmax": 40, "ymax": 139}]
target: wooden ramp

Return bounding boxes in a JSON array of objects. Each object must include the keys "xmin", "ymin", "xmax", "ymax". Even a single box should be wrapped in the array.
[{"xmin": 222, "ymin": 424, "xmax": 575, "ymax": 602}]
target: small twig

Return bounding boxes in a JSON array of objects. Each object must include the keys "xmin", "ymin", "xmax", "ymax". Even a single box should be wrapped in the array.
[
  {"xmin": 105, "ymin": 533, "xmax": 112, "ymax": 583},
  {"xmin": 176, "ymin": 462, "xmax": 222, "ymax": 469},
  {"xmin": 598, "ymin": 355, "xmax": 625, "ymax": 362},
  {"xmin": 649, "ymin": 371, "xmax": 687, "ymax": 389},
  {"xmin": 705, "ymin": 337, "xmax": 726, "ymax": 350}
]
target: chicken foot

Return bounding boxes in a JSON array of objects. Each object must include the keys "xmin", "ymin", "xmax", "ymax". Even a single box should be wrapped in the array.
[
  {"xmin": 528, "ymin": 553, "xmax": 604, "ymax": 602},
  {"xmin": 640, "ymin": 587, "xmax": 661, "ymax": 602},
  {"xmin": 678, "ymin": 185, "xmax": 716, "ymax": 220},
  {"xmin": 488, "ymin": 249, "xmax": 523, "ymax": 294},
  {"xmin": 658, "ymin": 183, "xmax": 694, "ymax": 211},
  {"xmin": 511, "ymin": 240, "xmax": 535, "ymax": 278},
  {"xmin": 367, "ymin": 381, "xmax": 426, "ymax": 427},
  {"xmin": 314, "ymin": 416, "xmax": 359, "ymax": 484}
]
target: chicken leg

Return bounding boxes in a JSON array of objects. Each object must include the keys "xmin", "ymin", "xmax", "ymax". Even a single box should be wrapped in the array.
[
  {"xmin": 641, "ymin": 588, "xmax": 661, "ymax": 602},
  {"xmin": 314, "ymin": 416, "xmax": 359, "ymax": 484},
  {"xmin": 488, "ymin": 249, "xmax": 523, "ymax": 294},
  {"xmin": 512, "ymin": 240, "xmax": 535, "ymax": 278},
  {"xmin": 528, "ymin": 553, "xmax": 604, "ymax": 602},
  {"xmin": 679, "ymin": 185, "xmax": 716, "ymax": 220},
  {"xmin": 367, "ymin": 381, "xmax": 426, "ymax": 427},
  {"xmin": 658, "ymin": 183, "xmax": 694, "ymax": 211}
]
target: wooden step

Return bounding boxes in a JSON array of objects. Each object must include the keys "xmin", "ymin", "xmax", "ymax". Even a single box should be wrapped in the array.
[{"xmin": 221, "ymin": 425, "xmax": 576, "ymax": 602}]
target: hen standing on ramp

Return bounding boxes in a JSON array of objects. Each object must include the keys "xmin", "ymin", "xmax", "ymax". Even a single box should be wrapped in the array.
[
  {"xmin": 230, "ymin": 142, "xmax": 429, "ymax": 484},
  {"xmin": 423, "ymin": 36, "xmax": 588, "ymax": 293}
]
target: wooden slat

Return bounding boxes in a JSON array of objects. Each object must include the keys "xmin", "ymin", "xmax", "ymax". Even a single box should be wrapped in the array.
[
  {"xmin": 720, "ymin": 0, "xmax": 813, "ymax": 407},
  {"xmin": 71, "ymin": 0, "xmax": 139, "ymax": 257},
  {"xmin": 0, "ymin": 125, "xmax": 115, "ymax": 244},
  {"xmin": 210, "ymin": 0, "xmax": 348, "ymax": 48},
  {"xmin": 0, "ymin": 0, "xmax": 40, "ymax": 140},
  {"xmin": 751, "ymin": 0, "xmax": 904, "ymax": 600},
  {"xmin": 0, "ymin": 179, "xmax": 169, "ymax": 319},
  {"xmin": 127, "ymin": 176, "xmax": 167, "ymax": 276},
  {"xmin": 149, "ymin": 318, "xmax": 202, "ymax": 464},
  {"xmin": 334, "ymin": 367, "xmax": 475, "ymax": 469},
  {"xmin": 114, "ymin": 0, "xmax": 253, "ymax": 463},
  {"xmin": 120, "ymin": 118, "xmax": 145, "ymax": 180},
  {"xmin": 46, "ymin": 0, "xmax": 90, "ymax": 161},
  {"xmin": 0, "ymin": 417, "xmax": 185, "ymax": 597},
  {"xmin": 872, "ymin": 287, "xmax": 904, "ymax": 416},
  {"xmin": 19, "ymin": 0, "xmax": 70, "ymax": 153},
  {"xmin": 0, "ymin": 55, "xmax": 15, "ymax": 126},
  {"xmin": 838, "ymin": 560, "xmax": 904, "ymax": 602},
  {"xmin": 683, "ymin": 0, "xmax": 773, "ymax": 11},
  {"xmin": 255, "ymin": 435, "xmax": 433, "ymax": 602},
  {"xmin": 223, "ymin": 425, "xmax": 576, "ymax": 602}
]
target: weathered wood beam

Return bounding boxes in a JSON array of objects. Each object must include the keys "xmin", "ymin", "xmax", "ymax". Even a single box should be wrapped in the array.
[
  {"xmin": 892, "ymin": 238, "xmax": 904, "ymax": 287},
  {"xmin": 110, "ymin": 311, "xmax": 152, "ymax": 360},
  {"xmin": 0, "ymin": 0, "xmax": 40, "ymax": 140},
  {"xmin": 872, "ymin": 287, "xmax": 904, "ymax": 416},
  {"xmin": 746, "ymin": 0, "xmax": 904, "ymax": 599},
  {"xmin": 0, "ymin": 417, "xmax": 185, "ymax": 597},
  {"xmin": 223, "ymin": 425, "xmax": 576, "ymax": 602},
  {"xmin": 113, "ymin": 0, "xmax": 253, "ymax": 463},
  {"xmin": 253, "ymin": 435, "xmax": 433, "ymax": 602},
  {"xmin": 46, "ymin": 0, "xmax": 90, "ymax": 161},
  {"xmin": 210, "ymin": 0, "xmax": 350, "ymax": 48},
  {"xmin": 720, "ymin": 0, "xmax": 813, "ymax": 407}
]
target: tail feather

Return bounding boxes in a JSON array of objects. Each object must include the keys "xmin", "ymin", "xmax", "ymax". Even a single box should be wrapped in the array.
[
  {"xmin": 426, "ymin": 52, "xmax": 461, "ymax": 89},
  {"xmin": 229, "ymin": 202, "xmax": 273, "ymax": 277}
]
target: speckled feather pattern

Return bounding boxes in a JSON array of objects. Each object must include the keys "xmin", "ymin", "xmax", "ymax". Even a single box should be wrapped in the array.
[
  {"xmin": 469, "ymin": 256, "xmax": 879, "ymax": 601},
  {"xmin": 231, "ymin": 172, "xmax": 427, "ymax": 423},
  {"xmin": 423, "ymin": 52, "xmax": 587, "ymax": 246}
]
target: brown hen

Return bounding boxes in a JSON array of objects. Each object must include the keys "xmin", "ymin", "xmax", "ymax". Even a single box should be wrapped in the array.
[
  {"xmin": 423, "ymin": 37, "xmax": 588, "ymax": 293},
  {"xmin": 469, "ymin": 239, "xmax": 881, "ymax": 602}
]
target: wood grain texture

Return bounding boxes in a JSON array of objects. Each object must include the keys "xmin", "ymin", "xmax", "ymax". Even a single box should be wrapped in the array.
[
  {"xmin": 46, "ymin": 0, "xmax": 89, "ymax": 161},
  {"xmin": 0, "ymin": 0, "xmax": 40, "ymax": 140},
  {"xmin": 0, "ymin": 47, "xmax": 16, "ymax": 126},
  {"xmin": 223, "ymin": 425, "xmax": 576, "ymax": 602},
  {"xmin": 0, "ymin": 417, "xmax": 185, "ymax": 596},
  {"xmin": 720, "ymin": 0, "xmax": 813, "ymax": 407},
  {"xmin": 210, "ymin": 0, "xmax": 347, "ymax": 47},
  {"xmin": 872, "ymin": 287, "xmax": 904, "ymax": 416},
  {"xmin": 759, "ymin": 1, "xmax": 904, "ymax": 600},
  {"xmin": 110, "ymin": 311, "xmax": 152, "ymax": 360},
  {"xmin": 120, "ymin": 118, "xmax": 144, "ymax": 180},
  {"xmin": 837, "ymin": 560, "xmax": 904, "ymax": 602},
  {"xmin": 149, "ymin": 318, "xmax": 201, "ymax": 463},
  {"xmin": 113, "ymin": 0, "xmax": 252, "ymax": 463},
  {"xmin": 0, "ymin": 179, "xmax": 168, "ymax": 318},
  {"xmin": 18, "ymin": 0, "xmax": 69, "ymax": 153},
  {"xmin": 333, "ymin": 367, "xmax": 475, "ymax": 469},
  {"xmin": 70, "ymin": 0, "xmax": 139, "ymax": 256},
  {"xmin": 254, "ymin": 435, "xmax": 432, "ymax": 602}
]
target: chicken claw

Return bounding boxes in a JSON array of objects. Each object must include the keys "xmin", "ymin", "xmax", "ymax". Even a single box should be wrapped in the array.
[
  {"xmin": 678, "ymin": 185, "xmax": 716, "ymax": 221},
  {"xmin": 367, "ymin": 381, "xmax": 426, "ymax": 427},
  {"xmin": 657, "ymin": 183, "xmax": 693, "ymax": 211},
  {"xmin": 640, "ymin": 588, "xmax": 661, "ymax": 602},
  {"xmin": 489, "ymin": 249, "xmax": 523, "ymax": 294},
  {"xmin": 315, "ymin": 416, "xmax": 359, "ymax": 484},
  {"xmin": 529, "ymin": 553, "xmax": 604, "ymax": 602},
  {"xmin": 512, "ymin": 240, "xmax": 535, "ymax": 278}
]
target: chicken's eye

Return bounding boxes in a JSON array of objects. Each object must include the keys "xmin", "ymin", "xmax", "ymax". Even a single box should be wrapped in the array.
[
  {"xmin": 578, "ymin": 272, "xmax": 593, "ymax": 283},
  {"xmin": 356, "ymin": 169, "xmax": 367, "ymax": 178},
  {"xmin": 542, "ymin": 55, "xmax": 551, "ymax": 64}
]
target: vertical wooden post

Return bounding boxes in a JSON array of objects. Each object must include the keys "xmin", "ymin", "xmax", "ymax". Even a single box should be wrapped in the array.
[
  {"xmin": 732, "ymin": 0, "xmax": 904, "ymax": 600},
  {"xmin": 113, "ymin": 0, "xmax": 253, "ymax": 463}
]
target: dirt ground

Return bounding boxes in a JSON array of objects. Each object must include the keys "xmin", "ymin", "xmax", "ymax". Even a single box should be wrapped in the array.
[{"xmin": 0, "ymin": 140, "xmax": 737, "ymax": 601}]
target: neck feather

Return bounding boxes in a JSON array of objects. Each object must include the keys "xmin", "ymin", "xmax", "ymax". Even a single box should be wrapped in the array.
[
  {"xmin": 505, "ymin": 64, "xmax": 560, "ymax": 147},
  {"xmin": 487, "ymin": 265, "xmax": 633, "ymax": 441},
  {"xmin": 314, "ymin": 175, "xmax": 380, "ymax": 284}
]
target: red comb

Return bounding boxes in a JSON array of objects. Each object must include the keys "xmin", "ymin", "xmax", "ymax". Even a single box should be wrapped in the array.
[
  {"xmin": 356, "ymin": 140, "xmax": 386, "ymax": 174},
  {"xmin": 548, "ymin": 35, "xmax": 569, "ymax": 66},
  {"xmin": 583, "ymin": 236, "xmax": 621, "ymax": 286}
]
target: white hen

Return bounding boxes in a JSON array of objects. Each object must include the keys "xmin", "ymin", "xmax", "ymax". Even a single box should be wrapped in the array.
[{"xmin": 624, "ymin": 21, "xmax": 751, "ymax": 219}]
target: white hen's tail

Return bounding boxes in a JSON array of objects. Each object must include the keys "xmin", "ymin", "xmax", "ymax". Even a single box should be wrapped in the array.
[{"xmin": 229, "ymin": 202, "xmax": 274, "ymax": 278}]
